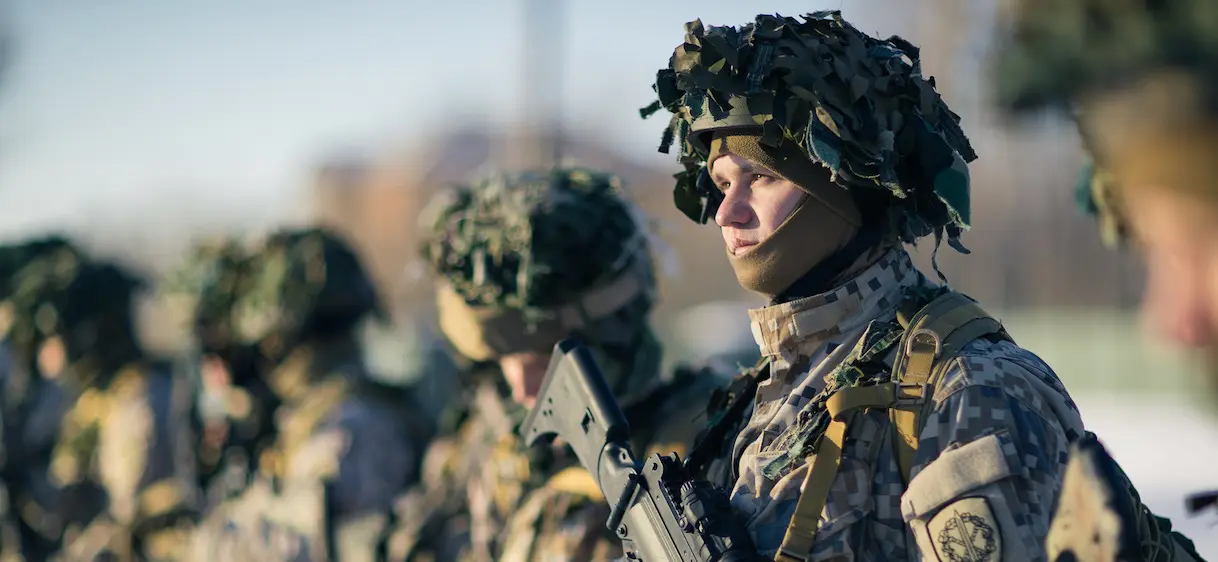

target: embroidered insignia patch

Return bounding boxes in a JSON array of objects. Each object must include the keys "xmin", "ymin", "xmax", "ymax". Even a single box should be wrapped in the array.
[{"xmin": 927, "ymin": 496, "xmax": 1002, "ymax": 562}]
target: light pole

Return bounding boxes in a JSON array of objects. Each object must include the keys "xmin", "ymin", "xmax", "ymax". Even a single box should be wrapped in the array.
[{"xmin": 521, "ymin": 0, "xmax": 564, "ymax": 168}]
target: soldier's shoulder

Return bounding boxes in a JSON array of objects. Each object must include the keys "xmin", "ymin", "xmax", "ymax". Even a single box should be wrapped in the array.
[
  {"xmin": 501, "ymin": 471, "xmax": 618, "ymax": 560},
  {"xmin": 324, "ymin": 391, "xmax": 425, "ymax": 458},
  {"xmin": 931, "ymin": 338, "xmax": 1083, "ymax": 433},
  {"xmin": 413, "ymin": 405, "xmax": 501, "ymax": 489},
  {"xmin": 626, "ymin": 362, "xmax": 736, "ymax": 456},
  {"xmin": 668, "ymin": 361, "xmax": 733, "ymax": 397},
  {"xmin": 935, "ymin": 338, "xmax": 1063, "ymax": 397}
]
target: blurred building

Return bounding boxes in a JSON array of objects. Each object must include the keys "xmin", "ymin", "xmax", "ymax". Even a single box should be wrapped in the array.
[
  {"xmin": 307, "ymin": 122, "xmax": 1144, "ymax": 329},
  {"xmin": 307, "ymin": 124, "xmax": 752, "ymax": 325}
]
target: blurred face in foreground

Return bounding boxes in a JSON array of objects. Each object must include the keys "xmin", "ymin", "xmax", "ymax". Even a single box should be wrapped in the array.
[
  {"xmin": 498, "ymin": 350, "xmax": 549, "ymax": 408},
  {"xmin": 1124, "ymin": 188, "xmax": 1218, "ymax": 387},
  {"xmin": 1126, "ymin": 189, "xmax": 1218, "ymax": 347},
  {"xmin": 1082, "ymin": 72, "xmax": 1218, "ymax": 399},
  {"xmin": 711, "ymin": 154, "xmax": 806, "ymax": 256}
]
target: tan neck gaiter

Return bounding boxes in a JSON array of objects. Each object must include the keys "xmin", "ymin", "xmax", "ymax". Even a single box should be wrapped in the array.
[
  {"xmin": 726, "ymin": 194, "xmax": 861, "ymax": 297},
  {"xmin": 711, "ymin": 133, "xmax": 863, "ymax": 298}
]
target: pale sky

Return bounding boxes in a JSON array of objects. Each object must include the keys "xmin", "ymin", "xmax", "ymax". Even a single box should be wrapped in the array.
[{"xmin": 0, "ymin": 0, "xmax": 953, "ymax": 249}]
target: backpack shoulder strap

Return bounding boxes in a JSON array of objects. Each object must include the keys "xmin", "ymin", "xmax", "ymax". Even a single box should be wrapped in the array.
[
  {"xmin": 775, "ymin": 292, "xmax": 1009, "ymax": 561},
  {"xmin": 888, "ymin": 291, "xmax": 1012, "ymax": 484}
]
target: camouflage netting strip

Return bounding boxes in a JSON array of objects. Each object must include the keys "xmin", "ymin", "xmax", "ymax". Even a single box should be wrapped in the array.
[
  {"xmin": 421, "ymin": 167, "xmax": 646, "ymax": 319},
  {"xmin": 640, "ymin": 10, "xmax": 977, "ymax": 247},
  {"xmin": 993, "ymin": 0, "xmax": 1218, "ymax": 113}
]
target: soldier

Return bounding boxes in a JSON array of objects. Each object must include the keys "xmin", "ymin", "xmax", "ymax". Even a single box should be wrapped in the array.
[
  {"xmin": 993, "ymin": 0, "xmax": 1218, "ymax": 559},
  {"xmin": 187, "ymin": 227, "xmax": 433, "ymax": 561},
  {"xmin": 162, "ymin": 238, "xmax": 278, "ymax": 511},
  {"xmin": 388, "ymin": 167, "xmax": 728, "ymax": 561},
  {"xmin": 638, "ymin": 11, "xmax": 1087, "ymax": 561},
  {"xmin": 4, "ymin": 249, "xmax": 198, "ymax": 561},
  {"xmin": 0, "ymin": 235, "xmax": 86, "ymax": 560}
]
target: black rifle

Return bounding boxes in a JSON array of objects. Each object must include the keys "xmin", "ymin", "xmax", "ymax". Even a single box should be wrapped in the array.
[{"xmin": 520, "ymin": 339, "xmax": 759, "ymax": 562}]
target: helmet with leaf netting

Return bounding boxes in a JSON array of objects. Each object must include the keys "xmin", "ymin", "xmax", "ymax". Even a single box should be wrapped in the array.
[
  {"xmin": 7, "ymin": 253, "xmax": 144, "ymax": 372},
  {"xmin": 3, "ymin": 239, "xmax": 88, "ymax": 354},
  {"xmin": 420, "ymin": 167, "xmax": 657, "ymax": 364},
  {"xmin": 162, "ymin": 237, "xmax": 256, "ymax": 356},
  {"xmin": 0, "ymin": 235, "xmax": 82, "ymax": 300},
  {"xmin": 641, "ymin": 10, "xmax": 977, "ymax": 251},
  {"xmin": 231, "ymin": 227, "xmax": 384, "ymax": 355}
]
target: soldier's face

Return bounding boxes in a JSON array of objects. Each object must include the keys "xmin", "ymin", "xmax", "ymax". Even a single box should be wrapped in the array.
[
  {"xmin": 711, "ymin": 154, "xmax": 805, "ymax": 255},
  {"xmin": 1123, "ymin": 186, "xmax": 1218, "ymax": 395},
  {"xmin": 498, "ymin": 350, "xmax": 549, "ymax": 407}
]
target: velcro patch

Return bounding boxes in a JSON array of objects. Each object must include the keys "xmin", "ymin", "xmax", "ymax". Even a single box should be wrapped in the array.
[{"xmin": 926, "ymin": 496, "xmax": 1002, "ymax": 562}]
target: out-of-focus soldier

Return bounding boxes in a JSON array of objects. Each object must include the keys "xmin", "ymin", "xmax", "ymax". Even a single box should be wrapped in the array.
[
  {"xmin": 187, "ymin": 227, "xmax": 433, "ymax": 562},
  {"xmin": 387, "ymin": 167, "xmax": 729, "ymax": 562},
  {"xmin": 993, "ymin": 0, "xmax": 1218, "ymax": 560},
  {"xmin": 4, "ymin": 247, "xmax": 198, "ymax": 561},
  {"xmin": 0, "ymin": 235, "xmax": 87, "ymax": 560},
  {"xmin": 161, "ymin": 237, "xmax": 278, "ymax": 512}
]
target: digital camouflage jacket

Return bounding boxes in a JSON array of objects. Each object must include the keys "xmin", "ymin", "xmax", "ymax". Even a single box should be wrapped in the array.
[{"xmin": 715, "ymin": 248, "xmax": 1085, "ymax": 561}]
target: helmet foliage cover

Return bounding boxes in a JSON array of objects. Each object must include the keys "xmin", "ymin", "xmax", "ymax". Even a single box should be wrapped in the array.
[{"xmin": 641, "ymin": 10, "xmax": 977, "ymax": 248}]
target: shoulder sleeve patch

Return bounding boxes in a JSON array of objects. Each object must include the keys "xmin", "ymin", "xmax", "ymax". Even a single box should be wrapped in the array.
[
  {"xmin": 926, "ymin": 496, "xmax": 1003, "ymax": 562},
  {"xmin": 902, "ymin": 432, "xmax": 1016, "ymax": 519}
]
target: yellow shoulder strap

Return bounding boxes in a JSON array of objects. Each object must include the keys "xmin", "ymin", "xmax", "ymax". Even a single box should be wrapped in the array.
[
  {"xmin": 775, "ymin": 291, "xmax": 1008, "ymax": 561},
  {"xmin": 889, "ymin": 292, "xmax": 1008, "ymax": 484},
  {"xmin": 544, "ymin": 466, "xmax": 603, "ymax": 501}
]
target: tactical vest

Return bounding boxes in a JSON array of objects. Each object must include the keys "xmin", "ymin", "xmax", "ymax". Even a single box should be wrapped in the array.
[
  {"xmin": 771, "ymin": 290, "xmax": 1010, "ymax": 561},
  {"xmin": 691, "ymin": 290, "xmax": 1203, "ymax": 562}
]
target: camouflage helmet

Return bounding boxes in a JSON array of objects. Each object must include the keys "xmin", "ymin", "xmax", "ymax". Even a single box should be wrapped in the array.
[
  {"xmin": 3, "ymin": 240, "xmax": 86, "ymax": 346},
  {"xmin": 232, "ymin": 227, "xmax": 384, "ymax": 353},
  {"xmin": 641, "ymin": 11, "xmax": 977, "ymax": 250},
  {"xmin": 7, "ymin": 255, "xmax": 143, "ymax": 361},
  {"xmin": 992, "ymin": 0, "xmax": 1218, "ymax": 114},
  {"xmin": 0, "ymin": 235, "xmax": 82, "ymax": 299},
  {"xmin": 420, "ymin": 167, "xmax": 656, "ymax": 362},
  {"xmin": 992, "ymin": 0, "xmax": 1218, "ymax": 246},
  {"xmin": 163, "ymin": 237, "xmax": 255, "ymax": 355}
]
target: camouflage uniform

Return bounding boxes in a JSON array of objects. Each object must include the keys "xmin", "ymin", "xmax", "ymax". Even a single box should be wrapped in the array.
[
  {"xmin": 0, "ymin": 236, "xmax": 87, "ymax": 560},
  {"xmin": 388, "ymin": 168, "xmax": 726, "ymax": 562},
  {"xmin": 162, "ymin": 238, "xmax": 280, "ymax": 512},
  {"xmin": 187, "ymin": 227, "xmax": 432, "ymax": 562},
  {"xmin": 641, "ymin": 12, "xmax": 1087, "ymax": 561},
  {"xmin": 993, "ymin": 1, "xmax": 1216, "ymax": 560},
  {"xmin": 2, "ymin": 246, "xmax": 197, "ymax": 561}
]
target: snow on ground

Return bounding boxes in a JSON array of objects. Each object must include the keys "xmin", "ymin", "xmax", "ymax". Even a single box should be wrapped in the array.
[{"xmin": 1076, "ymin": 393, "xmax": 1218, "ymax": 557}]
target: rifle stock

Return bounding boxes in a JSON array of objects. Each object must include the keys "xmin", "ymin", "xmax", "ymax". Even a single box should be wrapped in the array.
[{"xmin": 520, "ymin": 339, "xmax": 758, "ymax": 562}]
